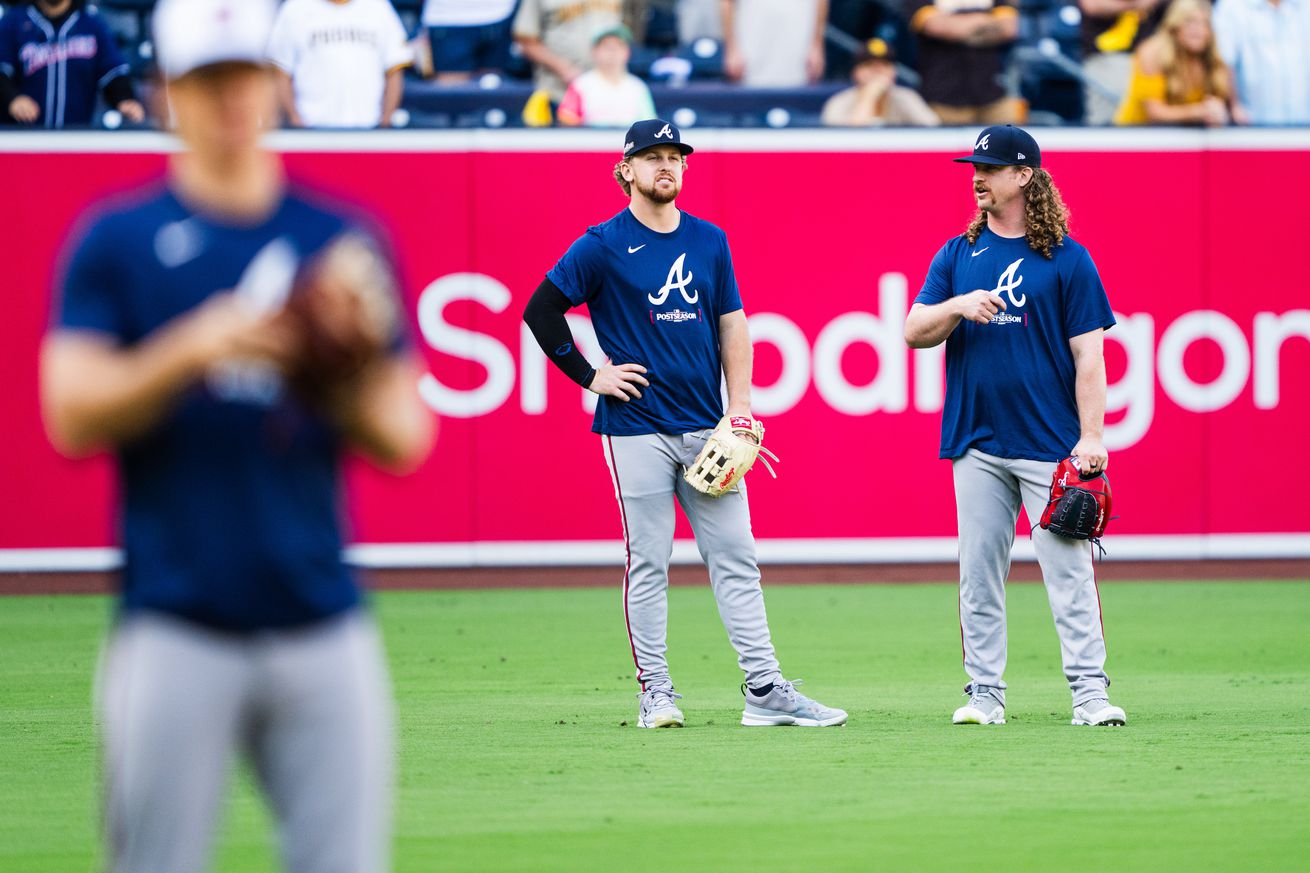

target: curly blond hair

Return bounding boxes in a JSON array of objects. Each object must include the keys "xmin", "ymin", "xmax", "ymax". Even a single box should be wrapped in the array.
[
  {"xmin": 965, "ymin": 168, "xmax": 1070, "ymax": 259},
  {"xmin": 613, "ymin": 160, "xmax": 632, "ymax": 196}
]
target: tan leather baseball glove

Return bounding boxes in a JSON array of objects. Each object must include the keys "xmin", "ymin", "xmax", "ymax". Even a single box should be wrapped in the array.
[{"xmin": 683, "ymin": 415, "xmax": 779, "ymax": 497}]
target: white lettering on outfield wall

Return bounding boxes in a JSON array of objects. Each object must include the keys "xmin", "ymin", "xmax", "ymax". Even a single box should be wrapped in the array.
[{"xmin": 416, "ymin": 272, "xmax": 1310, "ymax": 450}]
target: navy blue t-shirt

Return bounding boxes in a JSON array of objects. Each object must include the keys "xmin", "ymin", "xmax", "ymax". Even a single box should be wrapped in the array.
[
  {"xmin": 915, "ymin": 227, "xmax": 1116, "ymax": 462},
  {"xmin": 55, "ymin": 186, "xmax": 378, "ymax": 631},
  {"xmin": 547, "ymin": 208, "xmax": 743, "ymax": 435}
]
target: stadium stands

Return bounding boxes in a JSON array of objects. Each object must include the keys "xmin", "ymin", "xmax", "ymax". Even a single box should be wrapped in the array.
[{"xmin": 1, "ymin": 0, "xmax": 1301, "ymax": 129}]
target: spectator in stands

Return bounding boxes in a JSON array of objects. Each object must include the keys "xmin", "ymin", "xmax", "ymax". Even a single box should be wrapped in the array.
[
  {"xmin": 267, "ymin": 0, "xmax": 411, "ymax": 129},
  {"xmin": 905, "ymin": 0, "xmax": 1021, "ymax": 125},
  {"xmin": 821, "ymin": 37, "xmax": 939, "ymax": 126},
  {"xmin": 1079, "ymin": 0, "xmax": 1166, "ymax": 125},
  {"xmin": 1114, "ymin": 0, "xmax": 1240, "ymax": 126},
  {"xmin": 0, "ymin": 0, "xmax": 144, "ymax": 127},
  {"xmin": 514, "ymin": 0, "xmax": 624, "ymax": 105},
  {"xmin": 1213, "ymin": 0, "xmax": 1310, "ymax": 126},
  {"xmin": 678, "ymin": 0, "xmax": 724, "ymax": 43},
  {"xmin": 722, "ymin": 0, "xmax": 828, "ymax": 86},
  {"xmin": 828, "ymin": 0, "xmax": 905, "ymax": 81},
  {"xmin": 420, "ymin": 0, "xmax": 517, "ymax": 84},
  {"xmin": 558, "ymin": 24, "xmax": 656, "ymax": 126}
]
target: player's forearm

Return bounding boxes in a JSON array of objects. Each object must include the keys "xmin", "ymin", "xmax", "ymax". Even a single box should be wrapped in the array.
[
  {"xmin": 719, "ymin": 311, "xmax": 753, "ymax": 414},
  {"xmin": 904, "ymin": 301, "xmax": 962, "ymax": 348},
  {"xmin": 523, "ymin": 279, "xmax": 595, "ymax": 388},
  {"xmin": 330, "ymin": 356, "xmax": 435, "ymax": 473},
  {"xmin": 40, "ymin": 329, "xmax": 209, "ymax": 456},
  {"xmin": 1072, "ymin": 338, "xmax": 1108, "ymax": 441}
]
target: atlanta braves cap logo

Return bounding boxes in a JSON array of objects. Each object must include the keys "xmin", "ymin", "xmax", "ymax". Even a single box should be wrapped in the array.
[
  {"xmin": 954, "ymin": 125, "xmax": 1041, "ymax": 168},
  {"xmin": 623, "ymin": 119, "xmax": 695, "ymax": 158}
]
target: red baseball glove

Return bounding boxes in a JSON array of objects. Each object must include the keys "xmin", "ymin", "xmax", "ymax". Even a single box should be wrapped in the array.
[{"xmin": 1039, "ymin": 457, "xmax": 1114, "ymax": 550}]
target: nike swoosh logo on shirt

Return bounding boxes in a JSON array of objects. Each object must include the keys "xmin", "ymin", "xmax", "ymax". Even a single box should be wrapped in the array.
[
  {"xmin": 971, "ymin": 247, "xmax": 989, "ymax": 257},
  {"xmin": 628, "ymin": 245, "xmax": 646, "ymax": 253}
]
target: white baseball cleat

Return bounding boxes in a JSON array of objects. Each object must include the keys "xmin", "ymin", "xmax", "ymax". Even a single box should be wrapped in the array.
[
  {"xmin": 740, "ymin": 679, "xmax": 847, "ymax": 727},
  {"xmin": 952, "ymin": 685, "xmax": 1006, "ymax": 724},
  {"xmin": 1072, "ymin": 698, "xmax": 1127, "ymax": 726},
  {"xmin": 637, "ymin": 688, "xmax": 685, "ymax": 728}
]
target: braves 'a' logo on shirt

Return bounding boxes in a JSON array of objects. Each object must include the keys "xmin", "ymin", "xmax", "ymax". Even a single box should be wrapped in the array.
[
  {"xmin": 993, "ymin": 258, "xmax": 1026, "ymax": 307},
  {"xmin": 649, "ymin": 253, "xmax": 699, "ymax": 305}
]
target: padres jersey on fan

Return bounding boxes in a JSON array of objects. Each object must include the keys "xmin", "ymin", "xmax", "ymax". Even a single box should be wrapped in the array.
[
  {"xmin": 548, "ymin": 208, "xmax": 743, "ymax": 436},
  {"xmin": 56, "ymin": 187, "xmax": 373, "ymax": 631},
  {"xmin": 0, "ymin": 4, "xmax": 130, "ymax": 128},
  {"xmin": 916, "ymin": 227, "xmax": 1116, "ymax": 461}
]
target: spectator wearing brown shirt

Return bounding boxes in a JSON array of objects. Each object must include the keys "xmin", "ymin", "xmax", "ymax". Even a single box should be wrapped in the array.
[{"xmin": 906, "ymin": 0, "xmax": 1020, "ymax": 125}]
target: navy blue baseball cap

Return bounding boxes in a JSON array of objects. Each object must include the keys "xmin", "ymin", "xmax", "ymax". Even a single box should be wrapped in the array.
[
  {"xmin": 622, "ymin": 119, "xmax": 694, "ymax": 159},
  {"xmin": 953, "ymin": 124, "xmax": 1041, "ymax": 168}
]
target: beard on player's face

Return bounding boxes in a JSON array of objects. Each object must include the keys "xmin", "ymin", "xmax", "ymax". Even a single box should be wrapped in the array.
[{"xmin": 634, "ymin": 173, "xmax": 680, "ymax": 203}]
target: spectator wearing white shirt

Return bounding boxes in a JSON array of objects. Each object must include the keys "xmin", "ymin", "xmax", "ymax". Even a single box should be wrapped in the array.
[
  {"xmin": 1213, "ymin": 0, "xmax": 1310, "ymax": 125},
  {"xmin": 421, "ymin": 0, "xmax": 518, "ymax": 83},
  {"xmin": 722, "ymin": 0, "xmax": 828, "ymax": 86},
  {"xmin": 268, "ymin": 0, "xmax": 412, "ymax": 129},
  {"xmin": 557, "ymin": 25, "xmax": 655, "ymax": 126}
]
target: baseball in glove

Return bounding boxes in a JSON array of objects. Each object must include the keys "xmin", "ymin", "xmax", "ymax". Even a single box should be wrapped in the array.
[
  {"xmin": 278, "ymin": 233, "xmax": 400, "ymax": 403},
  {"xmin": 683, "ymin": 415, "xmax": 779, "ymax": 498},
  {"xmin": 1039, "ymin": 457, "xmax": 1114, "ymax": 553}
]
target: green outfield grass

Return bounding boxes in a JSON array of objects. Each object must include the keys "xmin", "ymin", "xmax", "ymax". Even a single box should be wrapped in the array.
[{"xmin": 2, "ymin": 580, "xmax": 1308, "ymax": 872}]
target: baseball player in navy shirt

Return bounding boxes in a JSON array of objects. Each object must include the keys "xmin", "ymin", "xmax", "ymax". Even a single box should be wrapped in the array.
[
  {"xmin": 905, "ymin": 125, "xmax": 1127, "ymax": 728},
  {"xmin": 39, "ymin": 1, "xmax": 434, "ymax": 870},
  {"xmin": 523, "ymin": 119, "xmax": 846, "ymax": 730},
  {"xmin": 0, "ymin": 0, "xmax": 144, "ymax": 127}
]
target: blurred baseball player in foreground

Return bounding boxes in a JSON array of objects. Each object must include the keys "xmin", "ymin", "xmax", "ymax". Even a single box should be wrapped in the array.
[
  {"xmin": 523, "ymin": 119, "xmax": 846, "ymax": 729},
  {"xmin": 904, "ymin": 125, "xmax": 1127, "ymax": 728},
  {"xmin": 39, "ymin": 1, "xmax": 434, "ymax": 870}
]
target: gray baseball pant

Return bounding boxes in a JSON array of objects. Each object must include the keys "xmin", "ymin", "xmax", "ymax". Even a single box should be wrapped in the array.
[
  {"xmin": 98, "ymin": 608, "xmax": 393, "ymax": 873},
  {"xmin": 602, "ymin": 431, "xmax": 783, "ymax": 692},
  {"xmin": 952, "ymin": 448, "xmax": 1111, "ymax": 707}
]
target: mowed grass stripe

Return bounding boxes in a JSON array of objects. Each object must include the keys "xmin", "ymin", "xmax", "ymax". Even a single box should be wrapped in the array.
[{"xmin": 1, "ymin": 581, "xmax": 1306, "ymax": 872}]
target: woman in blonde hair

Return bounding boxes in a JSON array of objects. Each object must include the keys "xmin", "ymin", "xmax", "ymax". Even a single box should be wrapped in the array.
[{"xmin": 1113, "ymin": 0, "xmax": 1244, "ymax": 126}]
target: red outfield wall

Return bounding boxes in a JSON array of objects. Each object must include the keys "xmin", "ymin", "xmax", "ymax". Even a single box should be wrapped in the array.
[{"xmin": 3, "ymin": 130, "xmax": 1308, "ymax": 565}]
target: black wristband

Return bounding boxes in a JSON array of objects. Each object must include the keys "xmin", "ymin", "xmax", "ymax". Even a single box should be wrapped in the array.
[{"xmin": 522, "ymin": 278, "xmax": 595, "ymax": 388}]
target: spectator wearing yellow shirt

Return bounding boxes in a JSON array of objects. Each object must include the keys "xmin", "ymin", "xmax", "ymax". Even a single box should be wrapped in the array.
[{"xmin": 1114, "ymin": 0, "xmax": 1243, "ymax": 126}]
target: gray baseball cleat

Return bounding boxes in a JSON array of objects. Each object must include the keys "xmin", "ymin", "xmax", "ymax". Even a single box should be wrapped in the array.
[
  {"xmin": 1072, "ymin": 698, "xmax": 1127, "ymax": 726},
  {"xmin": 741, "ymin": 679, "xmax": 847, "ymax": 727},
  {"xmin": 637, "ymin": 687, "xmax": 685, "ymax": 728},
  {"xmin": 952, "ymin": 684, "xmax": 1006, "ymax": 725}
]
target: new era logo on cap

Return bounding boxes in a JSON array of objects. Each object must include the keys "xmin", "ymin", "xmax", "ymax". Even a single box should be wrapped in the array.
[
  {"xmin": 623, "ymin": 119, "xmax": 694, "ymax": 158},
  {"xmin": 955, "ymin": 125, "xmax": 1041, "ymax": 168}
]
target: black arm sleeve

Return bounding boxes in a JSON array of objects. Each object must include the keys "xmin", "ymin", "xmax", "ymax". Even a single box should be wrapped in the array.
[
  {"xmin": 102, "ymin": 74, "xmax": 136, "ymax": 109},
  {"xmin": 0, "ymin": 72, "xmax": 20, "ymax": 112},
  {"xmin": 522, "ymin": 277, "xmax": 596, "ymax": 389}
]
